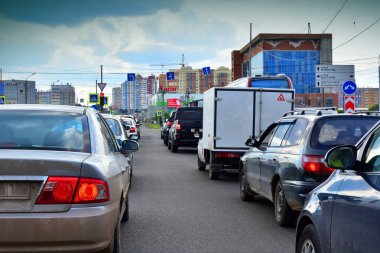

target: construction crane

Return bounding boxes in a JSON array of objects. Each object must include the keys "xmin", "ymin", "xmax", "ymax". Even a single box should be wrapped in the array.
[{"xmin": 150, "ymin": 54, "xmax": 187, "ymax": 72}]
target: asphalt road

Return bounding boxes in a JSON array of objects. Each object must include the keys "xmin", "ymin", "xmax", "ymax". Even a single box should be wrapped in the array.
[{"xmin": 122, "ymin": 126, "xmax": 295, "ymax": 253}]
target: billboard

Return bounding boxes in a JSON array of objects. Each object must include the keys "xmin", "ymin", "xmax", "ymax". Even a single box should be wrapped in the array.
[{"xmin": 167, "ymin": 98, "xmax": 182, "ymax": 108}]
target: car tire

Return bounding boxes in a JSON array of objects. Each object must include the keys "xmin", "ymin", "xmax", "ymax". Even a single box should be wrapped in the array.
[
  {"xmin": 168, "ymin": 139, "xmax": 171, "ymax": 150},
  {"xmin": 198, "ymin": 156, "xmax": 206, "ymax": 171},
  {"xmin": 296, "ymin": 224, "xmax": 322, "ymax": 253},
  {"xmin": 274, "ymin": 181, "xmax": 297, "ymax": 227},
  {"xmin": 121, "ymin": 195, "xmax": 129, "ymax": 223},
  {"xmin": 164, "ymin": 137, "xmax": 168, "ymax": 146},
  {"xmin": 240, "ymin": 170, "xmax": 255, "ymax": 201},
  {"xmin": 103, "ymin": 214, "xmax": 121, "ymax": 253},
  {"xmin": 208, "ymin": 164, "xmax": 220, "ymax": 180},
  {"xmin": 171, "ymin": 141, "xmax": 178, "ymax": 153}
]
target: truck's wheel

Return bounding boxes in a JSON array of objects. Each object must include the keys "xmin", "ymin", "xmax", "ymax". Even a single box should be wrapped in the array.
[
  {"xmin": 274, "ymin": 180, "xmax": 297, "ymax": 227},
  {"xmin": 198, "ymin": 156, "xmax": 206, "ymax": 171},
  {"xmin": 240, "ymin": 170, "xmax": 255, "ymax": 201},
  {"xmin": 209, "ymin": 164, "xmax": 220, "ymax": 180}
]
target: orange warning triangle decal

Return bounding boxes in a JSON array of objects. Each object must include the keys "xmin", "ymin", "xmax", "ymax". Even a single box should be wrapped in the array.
[{"xmin": 277, "ymin": 93, "xmax": 285, "ymax": 101}]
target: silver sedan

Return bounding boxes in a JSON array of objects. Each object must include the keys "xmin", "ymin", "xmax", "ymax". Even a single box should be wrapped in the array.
[{"xmin": 0, "ymin": 105, "xmax": 138, "ymax": 252}]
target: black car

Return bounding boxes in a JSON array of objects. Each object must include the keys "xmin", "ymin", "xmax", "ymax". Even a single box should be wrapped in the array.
[
  {"xmin": 296, "ymin": 119, "xmax": 380, "ymax": 253},
  {"xmin": 240, "ymin": 109, "xmax": 380, "ymax": 226},
  {"xmin": 168, "ymin": 107, "xmax": 203, "ymax": 152},
  {"xmin": 161, "ymin": 109, "xmax": 176, "ymax": 146}
]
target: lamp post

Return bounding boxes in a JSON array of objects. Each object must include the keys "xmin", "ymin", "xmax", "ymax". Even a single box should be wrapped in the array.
[{"xmin": 25, "ymin": 73, "xmax": 36, "ymax": 104}]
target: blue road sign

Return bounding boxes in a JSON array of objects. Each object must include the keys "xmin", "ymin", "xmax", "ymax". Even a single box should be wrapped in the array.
[
  {"xmin": 0, "ymin": 81, "xmax": 4, "ymax": 96},
  {"xmin": 0, "ymin": 96, "xmax": 5, "ymax": 104},
  {"xmin": 342, "ymin": 80, "xmax": 356, "ymax": 95},
  {"xmin": 127, "ymin": 73, "xmax": 136, "ymax": 82},
  {"xmin": 166, "ymin": 72, "xmax": 175, "ymax": 81},
  {"xmin": 91, "ymin": 104, "xmax": 99, "ymax": 111},
  {"xmin": 103, "ymin": 96, "xmax": 108, "ymax": 105},
  {"xmin": 89, "ymin": 94, "xmax": 99, "ymax": 103},
  {"xmin": 202, "ymin": 67, "xmax": 211, "ymax": 75}
]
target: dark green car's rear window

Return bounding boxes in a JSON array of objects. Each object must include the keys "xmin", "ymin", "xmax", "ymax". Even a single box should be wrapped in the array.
[
  {"xmin": 310, "ymin": 117, "xmax": 380, "ymax": 149},
  {"xmin": 0, "ymin": 110, "xmax": 90, "ymax": 152}
]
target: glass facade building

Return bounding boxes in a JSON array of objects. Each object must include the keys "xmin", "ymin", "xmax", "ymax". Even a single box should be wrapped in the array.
[{"xmin": 251, "ymin": 50, "xmax": 320, "ymax": 94}]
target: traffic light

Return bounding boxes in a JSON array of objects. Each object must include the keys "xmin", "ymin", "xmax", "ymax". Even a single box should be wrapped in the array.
[{"xmin": 100, "ymin": 92, "xmax": 105, "ymax": 107}]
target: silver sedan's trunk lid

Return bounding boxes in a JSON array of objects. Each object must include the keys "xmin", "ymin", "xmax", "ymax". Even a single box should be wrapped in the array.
[{"xmin": 0, "ymin": 150, "xmax": 90, "ymax": 212}]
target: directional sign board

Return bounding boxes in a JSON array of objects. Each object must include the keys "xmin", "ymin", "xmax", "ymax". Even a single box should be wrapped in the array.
[
  {"xmin": 166, "ymin": 72, "xmax": 175, "ymax": 81},
  {"xmin": 202, "ymin": 67, "xmax": 211, "ymax": 75},
  {"xmin": 0, "ymin": 96, "xmax": 5, "ymax": 105},
  {"xmin": 127, "ymin": 73, "xmax": 136, "ymax": 82},
  {"xmin": 98, "ymin": 82, "xmax": 107, "ymax": 91},
  {"xmin": 315, "ymin": 65, "xmax": 355, "ymax": 87},
  {"xmin": 342, "ymin": 81, "xmax": 357, "ymax": 95},
  {"xmin": 89, "ymin": 93, "xmax": 99, "ymax": 104}
]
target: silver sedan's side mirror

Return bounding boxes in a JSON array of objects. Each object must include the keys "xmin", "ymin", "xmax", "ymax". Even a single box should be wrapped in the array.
[{"xmin": 121, "ymin": 140, "xmax": 139, "ymax": 154}]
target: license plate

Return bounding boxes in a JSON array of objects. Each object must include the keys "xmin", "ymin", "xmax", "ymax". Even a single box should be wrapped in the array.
[{"xmin": 0, "ymin": 182, "xmax": 31, "ymax": 200}]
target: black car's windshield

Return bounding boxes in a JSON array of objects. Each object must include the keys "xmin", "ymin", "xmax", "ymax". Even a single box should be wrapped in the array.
[
  {"xmin": 0, "ymin": 110, "xmax": 90, "ymax": 152},
  {"xmin": 310, "ymin": 117, "xmax": 380, "ymax": 149}
]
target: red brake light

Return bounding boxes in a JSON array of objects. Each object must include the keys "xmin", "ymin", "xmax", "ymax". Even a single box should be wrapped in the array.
[
  {"xmin": 215, "ymin": 152, "xmax": 240, "ymax": 159},
  {"xmin": 176, "ymin": 124, "xmax": 181, "ymax": 131},
  {"xmin": 73, "ymin": 178, "xmax": 109, "ymax": 203},
  {"xmin": 167, "ymin": 121, "xmax": 172, "ymax": 127},
  {"xmin": 130, "ymin": 127, "xmax": 136, "ymax": 133},
  {"xmin": 36, "ymin": 177, "xmax": 109, "ymax": 204},
  {"xmin": 37, "ymin": 177, "xmax": 78, "ymax": 204},
  {"xmin": 302, "ymin": 155, "xmax": 334, "ymax": 173}
]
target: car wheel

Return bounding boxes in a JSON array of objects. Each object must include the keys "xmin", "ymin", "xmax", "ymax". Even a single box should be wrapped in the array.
[
  {"xmin": 208, "ymin": 164, "xmax": 220, "ymax": 180},
  {"xmin": 167, "ymin": 139, "xmax": 171, "ymax": 149},
  {"xmin": 274, "ymin": 181, "xmax": 296, "ymax": 227},
  {"xmin": 121, "ymin": 195, "xmax": 129, "ymax": 223},
  {"xmin": 240, "ymin": 170, "xmax": 255, "ymax": 201},
  {"xmin": 164, "ymin": 137, "xmax": 168, "ymax": 146},
  {"xmin": 171, "ymin": 141, "xmax": 178, "ymax": 153},
  {"xmin": 198, "ymin": 156, "xmax": 206, "ymax": 171},
  {"xmin": 103, "ymin": 214, "xmax": 121, "ymax": 253},
  {"xmin": 296, "ymin": 224, "xmax": 322, "ymax": 253}
]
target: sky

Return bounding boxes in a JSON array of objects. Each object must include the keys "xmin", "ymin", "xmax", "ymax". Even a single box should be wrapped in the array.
[{"xmin": 0, "ymin": 0, "xmax": 379, "ymax": 103}]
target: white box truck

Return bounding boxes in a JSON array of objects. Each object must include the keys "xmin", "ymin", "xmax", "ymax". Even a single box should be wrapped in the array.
[{"xmin": 197, "ymin": 86, "xmax": 295, "ymax": 179}]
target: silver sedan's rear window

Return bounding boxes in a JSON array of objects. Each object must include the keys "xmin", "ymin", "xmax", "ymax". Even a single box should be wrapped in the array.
[{"xmin": 0, "ymin": 110, "xmax": 90, "ymax": 152}]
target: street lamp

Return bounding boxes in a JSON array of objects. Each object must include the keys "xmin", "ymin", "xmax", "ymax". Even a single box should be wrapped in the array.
[{"xmin": 25, "ymin": 73, "xmax": 36, "ymax": 104}]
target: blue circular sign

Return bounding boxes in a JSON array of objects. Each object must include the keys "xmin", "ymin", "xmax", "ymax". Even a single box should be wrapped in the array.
[
  {"xmin": 91, "ymin": 104, "xmax": 99, "ymax": 111},
  {"xmin": 342, "ymin": 81, "xmax": 356, "ymax": 95}
]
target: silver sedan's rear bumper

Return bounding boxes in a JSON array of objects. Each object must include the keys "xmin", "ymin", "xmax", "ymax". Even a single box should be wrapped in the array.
[{"xmin": 0, "ymin": 201, "xmax": 119, "ymax": 252}]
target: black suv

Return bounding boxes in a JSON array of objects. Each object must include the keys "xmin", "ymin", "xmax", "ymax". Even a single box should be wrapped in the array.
[
  {"xmin": 168, "ymin": 107, "xmax": 203, "ymax": 152},
  {"xmin": 240, "ymin": 109, "xmax": 380, "ymax": 226}
]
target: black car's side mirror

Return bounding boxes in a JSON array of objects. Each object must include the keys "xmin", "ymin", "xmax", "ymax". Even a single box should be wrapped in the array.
[{"xmin": 124, "ymin": 125, "xmax": 131, "ymax": 131}]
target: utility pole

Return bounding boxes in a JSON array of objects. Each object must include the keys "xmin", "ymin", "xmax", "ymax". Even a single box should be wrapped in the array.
[
  {"xmin": 378, "ymin": 54, "xmax": 380, "ymax": 108},
  {"xmin": 25, "ymin": 73, "xmax": 36, "ymax": 104},
  {"xmin": 249, "ymin": 22, "xmax": 252, "ymax": 77}
]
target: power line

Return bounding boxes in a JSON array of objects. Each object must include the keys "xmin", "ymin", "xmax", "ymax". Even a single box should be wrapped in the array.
[
  {"xmin": 334, "ymin": 17, "xmax": 380, "ymax": 50},
  {"xmin": 322, "ymin": 0, "xmax": 349, "ymax": 34}
]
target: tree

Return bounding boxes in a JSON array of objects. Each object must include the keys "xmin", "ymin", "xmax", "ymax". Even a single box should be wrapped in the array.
[{"xmin": 369, "ymin": 104, "xmax": 379, "ymax": 111}]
